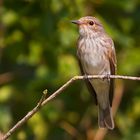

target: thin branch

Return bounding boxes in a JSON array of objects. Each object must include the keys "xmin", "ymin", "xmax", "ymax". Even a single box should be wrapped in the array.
[
  {"xmin": 2, "ymin": 75, "xmax": 140, "ymax": 140},
  {"xmin": 2, "ymin": 89, "xmax": 47, "ymax": 140},
  {"xmin": 41, "ymin": 75, "xmax": 140, "ymax": 107}
]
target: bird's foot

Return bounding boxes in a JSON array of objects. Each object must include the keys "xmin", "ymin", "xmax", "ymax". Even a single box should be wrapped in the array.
[
  {"xmin": 83, "ymin": 74, "xmax": 88, "ymax": 80},
  {"xmin": 103, "ymin": 74, "xmax": 110, "ymax": 81}
]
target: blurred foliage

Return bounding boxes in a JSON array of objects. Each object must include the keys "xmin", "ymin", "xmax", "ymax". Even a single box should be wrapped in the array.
[{"xmin": 0, "ymin": 0, "xmax": 140, "ymax": 139}]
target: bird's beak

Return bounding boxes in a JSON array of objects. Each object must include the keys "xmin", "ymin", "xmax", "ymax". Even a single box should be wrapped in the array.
[{"xmin": 71, "ymin": 20, "xmax": 81, "ymax": 25}]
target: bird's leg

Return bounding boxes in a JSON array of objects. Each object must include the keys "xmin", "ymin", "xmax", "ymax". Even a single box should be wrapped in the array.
[
  {"xmin": 83, "ymin": 74, "xmax": 88, "ymax": 80},
  {"xmin": 103, "ymin": 74, "xmax": 110, "ymax": 82},
  {"xmin": 106, "ymin": 74, "xmax": 111, "ymax": 83}
]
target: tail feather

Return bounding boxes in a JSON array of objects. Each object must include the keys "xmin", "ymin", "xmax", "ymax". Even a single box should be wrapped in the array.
[{"xmin": 98, "ymin": 106, "xmax": 114, "ymax": 130}]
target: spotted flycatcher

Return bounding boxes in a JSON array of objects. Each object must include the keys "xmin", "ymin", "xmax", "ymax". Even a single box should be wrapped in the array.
[{"xmin": 71, "ymin": 16, "xmax": 117, "ymax": 129}]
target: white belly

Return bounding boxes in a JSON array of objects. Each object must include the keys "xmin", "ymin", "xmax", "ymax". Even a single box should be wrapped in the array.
[
  {"xmin": 80, "ymin": 50, "xmax": 110, "ymax": 75},
  {"xmin": 78, "ymin": 38, "xmax": 110, "ymax": 75}
]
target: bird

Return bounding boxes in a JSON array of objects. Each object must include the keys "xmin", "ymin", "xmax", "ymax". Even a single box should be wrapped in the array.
[{"xmin": 71, "ymin": 16, "xmax": 117, "ymax": 129}]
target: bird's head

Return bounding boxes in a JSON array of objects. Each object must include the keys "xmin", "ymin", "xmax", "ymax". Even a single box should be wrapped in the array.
[{"xmin": 71, "ymin": 16, "xmax": 105, "ymax": 37}]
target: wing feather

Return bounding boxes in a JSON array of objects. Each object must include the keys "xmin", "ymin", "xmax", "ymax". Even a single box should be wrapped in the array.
[{"xmin": 108, "ymin": 41, "xmax": 117, "ymax": 106}]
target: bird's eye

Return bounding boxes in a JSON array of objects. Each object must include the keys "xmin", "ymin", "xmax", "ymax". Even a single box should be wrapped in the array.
[{"xmin": 89, "ymin": 21, "xmax": 94, "ymax": 26}]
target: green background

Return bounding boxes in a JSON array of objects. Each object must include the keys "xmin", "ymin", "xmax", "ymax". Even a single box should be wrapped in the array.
[{"xmin": 0, "ymin": 0, "xmax": 140, "ymax": 139}]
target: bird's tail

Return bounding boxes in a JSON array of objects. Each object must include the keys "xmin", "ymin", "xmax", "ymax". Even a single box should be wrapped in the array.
[{"xmin": 98, "ymin": 106, "xmax": 114, "ymax": 130}]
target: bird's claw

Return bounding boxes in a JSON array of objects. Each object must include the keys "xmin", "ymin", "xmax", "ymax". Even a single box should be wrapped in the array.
[
  {"xmin": 103, "ymin": 74, "xmax": 110, "ymax": 81},
  {"xmin": 84, "ymin": 75, "xmax": 88, "ymax": 80}
]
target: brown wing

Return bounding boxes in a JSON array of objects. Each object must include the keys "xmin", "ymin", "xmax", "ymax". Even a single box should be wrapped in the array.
[
  {"xmin": 78, "ymin": 58, "xmax": 98, "ymax": 105},
  {"xmin": 108, "ymin": 42, "xmax": 117, "ymax": 106}
]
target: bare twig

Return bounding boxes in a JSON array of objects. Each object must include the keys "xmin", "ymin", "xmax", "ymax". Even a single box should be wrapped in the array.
[
  {"xmin": 2, "ymin": 75, "xmax": 140, "ymax": 140},
  {"xmin": 2, "ymin": 89, "xmax": 47, "ymax": 140}
]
